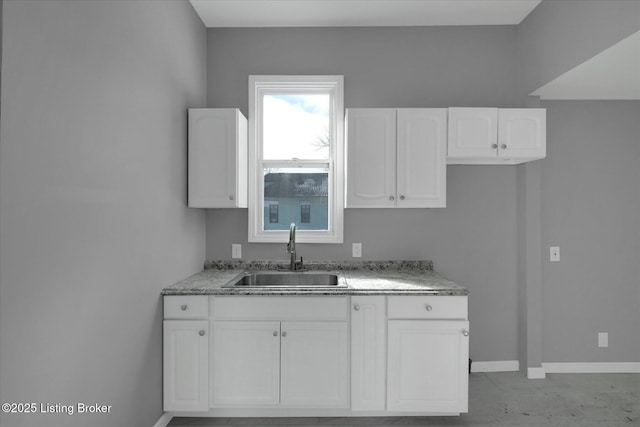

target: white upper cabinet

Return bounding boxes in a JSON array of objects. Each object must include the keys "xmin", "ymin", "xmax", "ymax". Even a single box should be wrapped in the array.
[
  {"xmin": 188, "ymin": 108, "xmax": 248, "ymax": 208},
  {"xmin": 447, "ymin": 107, "xmax": 546, "ymax": 164},
  {"xmin": 346, "ymin": 108, "xmax": 447, "ymax": 208}
]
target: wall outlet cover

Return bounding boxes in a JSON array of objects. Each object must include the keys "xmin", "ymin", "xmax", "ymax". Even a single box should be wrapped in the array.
[
  {"xmin": 550, "ymin": 246, "xmax": 560, "ymax": 262},
  {"xmin": 352, "ymin": 243, "xmax": 362, "ymax": 258},
  {"xmin": 598, "ymin": 332, "xmax": 608, "ymax": 348},
  {"xmin": 231, "ymin": 244, "xmax": 242, "ymax": 259}
]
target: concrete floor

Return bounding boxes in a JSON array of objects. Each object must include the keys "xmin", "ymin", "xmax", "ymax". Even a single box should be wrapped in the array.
[{"xmin": 168, "ymin": 372, "xmax": 640, "ymax": 426}]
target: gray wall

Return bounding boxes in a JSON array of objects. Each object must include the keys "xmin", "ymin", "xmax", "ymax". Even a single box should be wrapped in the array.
[
  {"xmin": 0, "ymin": 1, "xmax": 206, "ymax": 426},
  {"xmin": 540, "ymin": 100, "xmax": 640, "ymax": 362},
  {"xmin": 516, "ymin": 0, "xmax": 640, "ymax": 369},
  {"xmin": 205, "ymin": 26, "xmax": 521, "ymax": 362}
]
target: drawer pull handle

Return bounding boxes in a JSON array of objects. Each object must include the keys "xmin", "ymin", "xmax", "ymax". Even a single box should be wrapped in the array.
[
  {"xmin": 180, "ymin": 305, "xmax": 188, "ymax": 311},
  {"xmin": 354, "ymin": 304, "xmax": 360, "ymax": 311},
  {"xmin": 199, "ymin": 330, "xmax": 205, "ymax": 336},
  {"xmin": 425, "ymin": 304, "xmax": 433, "ymax": 311},
  {"xmin": 273, "ymin": 331, "xmax": 278, "ymax": 337},
  {"xmin": 282, "ymin": 332, "xmax": 287, "ymax": 337},
  {"xmin": 462, "ymin": 330, "xmax": 469, "ymax": 337}
]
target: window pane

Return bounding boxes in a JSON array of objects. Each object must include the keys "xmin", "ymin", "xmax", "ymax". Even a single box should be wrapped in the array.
[
  {"xmin": 263, "ymin": 94, "xmax": 330, "ymax": 160},
  {"xmin": 263, "ymin": 168, "xmax": 328, "ymax": 230}
]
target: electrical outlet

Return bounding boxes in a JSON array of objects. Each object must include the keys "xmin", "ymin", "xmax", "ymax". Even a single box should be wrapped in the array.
[
  {"xmin": 550, "ymin": 246, "xmax": 560, "ymax": 262},
  {"xmin": 352, "ymin": 243, "xmax": 362, "ymax": 258},
  {"xmin": 231, "ymin": 244, "xmax": 242, "ymax": 259},
  {"xmin": 598, "ymin": 332, "xmax": 608, "ymax": 348}
]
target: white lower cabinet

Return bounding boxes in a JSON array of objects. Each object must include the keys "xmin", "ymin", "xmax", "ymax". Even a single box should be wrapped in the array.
[
  {"xmin": 163, "ymin": 320, "xmax": 209, "ymax": 412},
  {"xmin": 280, "ymin": 322, "xmax": 349, "ymax": 407},
  {"xmin": 164, "ymin": 294, "xmax": 468, "ymax": 415},
  {"xmin": 210, "ymin": 296, "xmax": 349, "ymax": 408},
  {"xmin": 387, "ymin": 320, "xmax": 469, "ymax": 413},
  {"xmin": 350, "ymin": 296, "xmax": 387, "ymax": 411},
  {"xmin": 212, "ymin": 321, "xmax": 280, "ymax": 406}
]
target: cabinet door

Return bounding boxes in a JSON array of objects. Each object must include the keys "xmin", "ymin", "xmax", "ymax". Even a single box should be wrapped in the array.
[
  {"xmin": 447, "ymin": 108, "xmax": 498, "ymax": 158},
  {"xmin": 498, "ymin": 109, "xmax": 546, "ymax": 160},
  {"xmin": 163, "ymin": 320, "xmax": 209, "ymax": 412},
  {"xmin": 280, "ymin": 322, "xmax": 349, "ymax": 407},
  {"xmin": 387, "ymin": 320, "xmax": 469, "ymax": 413},
  {"xmin": 212, "ymin": 321, "xmax": 280, "ymax": 406},
  {"xmin": 397, "ymin": 109, "xmax": 447, "ymax": 208},
  {"xmin": 188, "ymin": 109, "xmax": 247, "ymax": 208},
  {"xmin": 346, "ymin": 109, "xmax": 396, "ymax": 207},
  {"xmin": 351, "ymin": 296, "xmax": 386, "ymax": 411}
]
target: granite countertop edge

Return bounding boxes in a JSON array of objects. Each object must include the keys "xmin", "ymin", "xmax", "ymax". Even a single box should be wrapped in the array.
[{"xmin": 162, "ymin": 260, "xmax": 468, "ymax": 296}]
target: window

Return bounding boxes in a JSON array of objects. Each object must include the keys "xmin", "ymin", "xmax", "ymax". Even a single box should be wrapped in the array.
[
  {"xmin": 266, "ymin": 201, "xmax": 279, "ymax": 224},
  {"xmin": 300, "ymin": 201, "xmax": 311, "ymax": 224},
  {"xmin": 249, "ymin": 76, "xmax": 344, "ymax": 243}
]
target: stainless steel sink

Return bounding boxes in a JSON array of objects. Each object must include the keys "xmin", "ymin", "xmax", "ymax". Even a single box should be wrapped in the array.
[{"xmin": 223, "ymin": 271, "xmax": 347, "ymax": 288}]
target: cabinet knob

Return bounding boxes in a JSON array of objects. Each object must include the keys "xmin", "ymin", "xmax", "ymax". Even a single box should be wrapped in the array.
[
  {"xmin": 180, "ymin": 304, "xmax": 188, "ymax": 311},
  {"xmin": 399, "ymin": 195, "xmax": 405, "ymax": 200},
  {"xmin": 425, "ymin": 304, "xmax": 433, "ymax": 311},
  {"xmin": 273, "ymin": 331, "xmax": 278, "ymax": 337},
  {"xmin": 501, "ymin": 144, "xmax": 507, "ymax": 149},
  {"xmin": 462, "ymin": 330, "xmax": 469, "ymax": 337},
  {"xmin": 389, "ymin": 196, "xmax": 395, "ymax": 201},
  {"xmin": 353, "ymin": 304, "xmax": 360, "ymax": 311},
  {"xmin": 229, "ymin": 195, "xmax": 234, "ymax": 201},
  {"xmin": 199, "ymin": 330, "xmax": 205, "ymax": 336},
  {"xmin": 491, "ymin": 144, "xmax": 498, "ymax": 149},
  {"xmin": 282, "ymin": 331, "xmax": 287, "ymax": 337}
]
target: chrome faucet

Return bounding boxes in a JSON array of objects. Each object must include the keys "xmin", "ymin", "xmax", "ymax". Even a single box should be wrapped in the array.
[{"xmin": 286, "ymin": 223, "xmax": 302, "ymax": 271}]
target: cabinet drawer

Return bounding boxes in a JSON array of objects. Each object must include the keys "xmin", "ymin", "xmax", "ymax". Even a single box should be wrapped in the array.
[
  {"xmin": 164, "ymin": 296, "xmax": 209, "ymax": 319},
  {"xmin": 387, "ymin": 296, "xmax": 467, "ymax": 320},
  {"xmin": 212, "ymin": 296, "xmax": 348, "ymax": 321}
]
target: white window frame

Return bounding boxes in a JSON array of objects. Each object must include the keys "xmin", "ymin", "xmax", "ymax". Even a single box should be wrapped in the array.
[{"xmin": 248, "ymin": 75, "xmax": 344, "ymax": 243}]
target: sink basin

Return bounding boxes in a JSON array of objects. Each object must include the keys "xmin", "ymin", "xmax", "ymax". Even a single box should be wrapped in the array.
[{"xmin": 224, "ymin": 271, "xmax": 347, "ymax": 288}]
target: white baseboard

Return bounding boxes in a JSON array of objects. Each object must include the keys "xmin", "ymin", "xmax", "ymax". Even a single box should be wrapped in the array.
[
  {"xmin": 153, "ymin": 412, "xmax": 173, "ymax": 427},
  {"xmin": 542, "ymin": 362, "xmax": 640, "ymax": 374},
  {"xmin": 471, "ymin": 360, "xmax": 519, "ymax": 373},
  {"xmin": 527, "ymin": 367, "xmax": 546, "ymax": 379}
]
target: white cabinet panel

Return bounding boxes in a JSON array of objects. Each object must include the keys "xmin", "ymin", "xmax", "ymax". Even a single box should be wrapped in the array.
[
  {"xmin": 397, "ymin": 109, "xmax": 447, "ymax": 207},
  {"xmin": 387, "ymin": 320, "xmax": 469, "ymax": 413},
  {"xmin": 346, "ymin": 109, "xmax": 396, "ymax": 207},
  {"xmin": 280, "ymin": 322, "xmax": 349, "ymax": 407},
  {"xmin": 498, "ymin": 109, "xmax": 546, "ymax": 160},
  {"xmin": 447, "ymin": 107, "xmax": 498, "ymax": 158},
  {"xmin": 351, "ymin": 296, "xmax": 386, "ymax": 411},
  {"xmin": 163, "ymin": 320, "xmax": 209, "ymax": 412},
  {"xmin": 212, "ymin": 321, "xmax": 280, "ymax": 406},
  {"xmin": 346, "ymin": 108, "xmax": 447, "ymax": 208},
  {"xmin": 447, "ymin": 107, "xmax": 546, "ymax": 164},
  {"xmin": 188, "ymin": 108, "xmax": 247, "ymax": 208}
]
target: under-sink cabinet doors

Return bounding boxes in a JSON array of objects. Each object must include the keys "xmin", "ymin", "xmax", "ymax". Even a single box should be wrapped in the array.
[
  {"xmin": 345, "ymin": 108, "xmax": 447, "ymax": 208},
  {"xmin": 211, "ymin": 320, "xmax": 349, "ymax": 408}
]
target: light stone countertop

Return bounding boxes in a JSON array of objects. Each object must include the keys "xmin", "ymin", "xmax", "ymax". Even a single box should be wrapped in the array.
[{"xmin": 161, "ymin": 260, "xmax": 468, "ymax": 296}]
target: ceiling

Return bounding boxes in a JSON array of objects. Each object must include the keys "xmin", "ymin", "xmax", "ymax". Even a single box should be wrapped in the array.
[
  {"xmin": 189, "ymin": 0, "xmax": 542, "ymax": 27},
  {"xmin": 530, "ymin": 31, "xmax": 640, "ymax": 100}
]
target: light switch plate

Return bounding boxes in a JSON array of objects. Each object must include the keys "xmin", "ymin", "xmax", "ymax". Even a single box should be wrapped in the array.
[
  {"xmin": 550, "ymin": 246, "xmax": 560, "ymax": 262},
  {"xmin": 352, "ymin": 243, "xmax": 362, "ymax": 258},
  {"xmin": 231, "ymin": 244, "xmax": 242, "ymax": 259}
]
